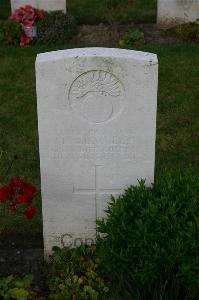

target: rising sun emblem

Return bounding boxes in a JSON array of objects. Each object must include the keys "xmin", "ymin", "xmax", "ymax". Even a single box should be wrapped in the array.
[{"xmin": 69, "ymin": 70, "xmax": 125, "ymax": 123}]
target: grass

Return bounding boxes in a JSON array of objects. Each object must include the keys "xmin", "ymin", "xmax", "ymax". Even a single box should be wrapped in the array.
[
  {"xmin": 0, "ymin": 42, "xmax": 198, "ymax": 234},
  {"xmin": 0, "ymin": 0, "xmax": 11, "ymax": 19},
  {"xmin": 0, "ymin": 44, "xmax": 75, "ymax": 234},
  {"xmin": 146, "ymin": 43, "xmax": 199, "ymax": 175},
  {"xmin": 0, "ymin": 0, "xmax": 157, "ymax": 24}
]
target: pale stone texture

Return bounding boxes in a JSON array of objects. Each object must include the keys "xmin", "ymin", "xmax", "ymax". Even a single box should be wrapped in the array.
[
  {"xmin": 11, "ymin": 0, "xmax": 37, "ymax": 12},
  {"xmin": 38, "ymin": 0, "xmax": 66, "ymax": 12},
  {"xmin": 157, "ymin": 0, "xmax": 199, "ymax": 27},
  {"xmin": 36, "ymin": 48, "xmax": 158, "ymax": 256},
  {"xmin": 11, "ymin": 0, "xmax": 66, "ymax": 13}
]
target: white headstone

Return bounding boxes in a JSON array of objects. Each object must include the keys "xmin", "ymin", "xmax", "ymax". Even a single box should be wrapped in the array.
[
  {"xmin": 11, "ymin": 0, "xmax": 38, "ymax": 12},
  {"xmin": 38, "ymin": 0, "xmax": 66, "ymax": 12},
  {"xmin": 157, "ymin": 0, "xmax": 199, "ymax": 27},
  {"xmin": 11, "ymin": 0, "xmax": 66, "ymax": 13},
  {"xmin": 36, "ymin": 48, "xmax": 158, "ymax": 256}
]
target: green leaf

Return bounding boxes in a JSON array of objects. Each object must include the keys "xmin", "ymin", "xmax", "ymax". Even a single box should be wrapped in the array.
[{"xmin": 8, "ymin": 288, "xmax": 29, "ymax": 300}]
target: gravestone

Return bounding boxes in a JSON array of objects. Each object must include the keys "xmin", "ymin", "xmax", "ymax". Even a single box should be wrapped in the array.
[
  {"xmin": 157, "ymin": 0, "xmax": 199, "ymax": 27},
  {"xmin": 36, "ymin": 48, "xmax": 158, "ymax": 256},
  {"xmin": 11, "ymin": 0, "xmax": 37, "ymax": 12},
  {"xmin": 38, "ymin": 0, "xmax": 66, "ymax": 13},
  {"xmin": 11, "ymin": 0, "xmax": 66, "ymax": 13}
]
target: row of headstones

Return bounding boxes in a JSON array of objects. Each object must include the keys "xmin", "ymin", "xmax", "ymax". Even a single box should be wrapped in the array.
[
  {"xmin": 157, "ymin": 0, "xmax": 199, "ymax": 27},
  {"xmin": 11, "ymin": 0, "xmax": 199, "ymax": 26}
]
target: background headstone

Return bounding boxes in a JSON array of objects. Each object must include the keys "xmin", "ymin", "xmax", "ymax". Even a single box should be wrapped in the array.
[
  {"xmin": 11, "ymin": 0, "xmax": 66, "ymax": 13},
  {"xmin": 36, "ymin": 48, "xmax": 158, "ymax": 256},
  {"xmin": 157, "ymin": 0, "xmax": 199, "ymax": 27},
  {"xmin": 11, "ymin": 0, "xmax": 37, "ymax": 12},
  {"xmin": 38, "ymin": 0, "xmax": 66, "ymax": 13}
]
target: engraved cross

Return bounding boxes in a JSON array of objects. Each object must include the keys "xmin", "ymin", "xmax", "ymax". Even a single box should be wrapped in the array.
[{"xmin": 73, "ymin": 165, "xmax": 122, "ymax": 219}]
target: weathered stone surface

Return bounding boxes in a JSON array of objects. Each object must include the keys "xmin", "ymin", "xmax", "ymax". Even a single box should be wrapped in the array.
[
  {"xmin": 38, "ymin": 0, "xmax": 66, "ymax": 13},
  {"xmin": 11, "ymin": 0, "xmax": 37, "ymax": 12},
  {"xmin": 11, "ymin": 0, "xmax": 66, "ymax": 13},
  {"xmin": 157, "ymin": 0, "xmax": 199, "ymax": 27},
  {"xmin": 36, "ymin": 48, "xmax": 158, "ymax": 256}
]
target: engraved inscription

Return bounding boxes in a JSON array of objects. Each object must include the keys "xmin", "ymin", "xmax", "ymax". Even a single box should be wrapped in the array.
[
  {"xmin": 69, "ymin": 70, "xmax": 125, "ymax": 123},
  {"xmin": 47, "ymin": 132, "xmax": 135, "ymax": 160},
  {"xmin": 179, "ymin": 0, "xmax": 194, "ymax": 9}
]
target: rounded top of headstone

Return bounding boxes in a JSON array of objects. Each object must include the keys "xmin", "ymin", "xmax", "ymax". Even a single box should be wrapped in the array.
[{"xmin": 36, "ymin": 47, "xmax": 158, "ymax": 65}]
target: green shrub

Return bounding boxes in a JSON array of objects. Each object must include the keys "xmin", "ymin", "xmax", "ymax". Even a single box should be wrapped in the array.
[
  {"xmin": 0, "ymin": 274, "xmax": 34, "ymax": 300},
  {"xmin": 119, "ymin": 30, "xmax": 145, "ymax": 48},
  {"xmin": 96, "ymin": 169, "xmax": 199, "ymax": 299},
  {"xmin": 0, "ymin": 20, "xmax": 22, "ymax": 46},
  {"xmin": 104, "ymin": 0, "xmax": 129, "ymax": 9},
  {"xmin": 36, "ymin": 11, "xmax": 77, "ymax": 45},
  {"xmin": 68, "ymin": 0, "xmax": 156, "ymax": 25},
  {"xmin": 48, "ymin": 245, "xmax": 111, "ymax": 300},
  {"xmin": 175, "ymin": 22, "xmax": 199, "ymax": 42}
]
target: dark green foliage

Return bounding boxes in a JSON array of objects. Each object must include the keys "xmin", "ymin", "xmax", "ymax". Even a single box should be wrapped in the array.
[
  {"xmin": 68, "ymin": 0, "xmax": 157, "ymax": 25},
  {"xmin": 36, "ymin": 11, "xmax": 77, "ymax": 45},
  {"xmin": 105, "ymin": 0, "xmax": 129, "ymax": 9},
  {"xmin": 119, "ymin": 30, "xmax": 145, "ymax": 48},
  {"xmin": 175, "ymin": 22, "xmax": 199, "ymax": 42},
  {"xmin": 0, "ymin": 274, "xmax": 33, "ymax": 300},
  {"xmin": 0, "ymin": 20, "xmax": 22, "ymax": 46},
  {"xmin": 96, "ymin": 169, "xmax": 199, "ymax": 299},
  {"xmin": 0, "ymin": 0, "xmax": 11, "ymax": 20},
  {"xmin": 48, "ymin": 245, "xmax": 111, "ymax": 300}
]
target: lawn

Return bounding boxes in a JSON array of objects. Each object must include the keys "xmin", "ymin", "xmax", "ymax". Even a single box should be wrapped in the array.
[
  {"xmin": 0, "ymin": 42, "xmax": 199, "ymax": 234},
  {"xmin": 0, "ymin": 0, "xmax": 157, "ymax": 23}
]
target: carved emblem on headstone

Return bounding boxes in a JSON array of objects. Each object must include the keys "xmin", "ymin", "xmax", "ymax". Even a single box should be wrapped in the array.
[{"xmin": 69, "ymin": 70, "xmax": 125, "ymax": 123}]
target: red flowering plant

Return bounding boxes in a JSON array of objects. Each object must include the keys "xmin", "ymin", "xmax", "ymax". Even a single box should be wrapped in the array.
[
  {"xmin": 0, "ymin": 178, "xmax": 37, "ymax": 233},
  {"xmin": 9, "ymin": 5, "xmax": 46, "ymax": 47}
]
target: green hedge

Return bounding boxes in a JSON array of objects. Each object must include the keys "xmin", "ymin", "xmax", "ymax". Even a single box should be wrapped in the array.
[
  {"xmin": 175, "ymin": 22, "xmax": 199, "ymax": 42},
  {"xmin": 0, "ymin": 20, "xmax": 22, "ymax": 46},
  {"xmin": 97, "ymin": 169, "xmax": 199, "ymax": 299},
  {"xmin": 36, "ymin": 11, "xmax": 77, "ymax": 45}
]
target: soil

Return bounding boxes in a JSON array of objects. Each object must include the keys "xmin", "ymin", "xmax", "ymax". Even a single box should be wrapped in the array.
[
  {"xmin": 0, "ymin": 232, "xmax": 44, "ymax": 276},
  {"xmin": 0, "ymin": 232, "xmax": 48, "ymax": 297},
  {"xmin": 74, "ymin": 23, "xmax": 181, "ymax": 46}
]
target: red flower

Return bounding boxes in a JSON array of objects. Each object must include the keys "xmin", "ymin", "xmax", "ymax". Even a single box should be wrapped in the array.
[
  {"xmin": 15, "ymin": 192, "xmax": 33, "ymax": 205},
  {"xmin": 22, "ymin": 183, "xmax": 37, "ymax": 194},
  {"xmin": 35, "ymin": 11, "xmax": 46, "ymax": 20},
  {"xmin": 20, "ymin": 34, "xmax": 32, "ymax": 47},
  {"xmin": 14, "ymin": 182, "xmax": 37, "ymax": 205},
  {"xmin": 15, "ymin": 194, "xmax": 27, "ymax": 205},
  {"xmin": 0, "ymin": 178, "xmax": 37, "ymax": 219},
  {"xmin": 9, "ymin": 5, "xmax": 46, "ymax": 27},
  {"xmin": 10, "ymin": 178, "xmax": 24, "ymax": 189},
  {"xmin": 24, "ymin": 206, "xmax": 36, "ymax": 219},
  {"xmin": 0, "ymin": 187, "xmax": 9, "ymax": 202},
  {"xmin": 23, "ymin": 19, "xmax": 34, "ymax": 27},
  {"xmin": 23, "ymin": 5, "xmax": 34, "ymax": 13}
]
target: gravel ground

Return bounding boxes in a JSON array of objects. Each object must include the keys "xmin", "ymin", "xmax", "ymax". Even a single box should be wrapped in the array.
[
  {"xmin": 0, "ymin": 233, "xmax": 44, "ymax": 276},
  {"xmin": 74, "ymin": 23, "xmax": 181, "ymax": 47}
]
